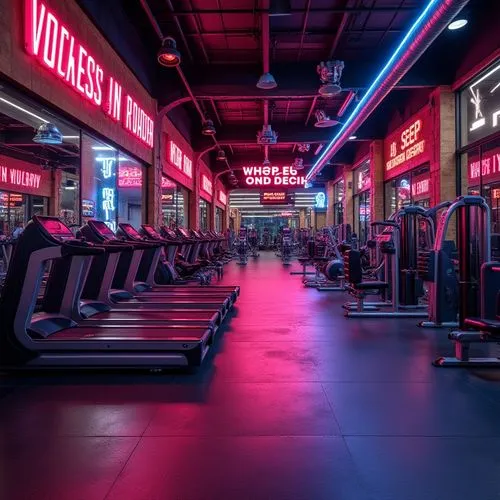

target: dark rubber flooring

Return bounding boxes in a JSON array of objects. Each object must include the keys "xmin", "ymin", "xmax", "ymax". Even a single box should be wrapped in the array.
[{"xmin": 2, "ymin": 252, "xmax": 500, "ymax": 500}]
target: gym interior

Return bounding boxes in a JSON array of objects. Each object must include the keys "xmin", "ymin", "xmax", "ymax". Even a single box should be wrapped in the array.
[{"xmin": 0, "ymin": 0, "xmax": 500, "ymax": 499}]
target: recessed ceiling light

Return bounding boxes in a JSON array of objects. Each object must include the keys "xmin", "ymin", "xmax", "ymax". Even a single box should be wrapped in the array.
[
  {"xmin": 448, "ymin": 19, "xmax": 468, "ymax": 30},
  {"xmin": 349, "ymin": 135, "xmax": 357, "ymax": 140}
]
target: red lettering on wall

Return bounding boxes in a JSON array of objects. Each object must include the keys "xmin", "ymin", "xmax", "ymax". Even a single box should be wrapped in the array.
[{"xmin": 24, "ymin": 0, "xmax": 153, "ymax": 148}]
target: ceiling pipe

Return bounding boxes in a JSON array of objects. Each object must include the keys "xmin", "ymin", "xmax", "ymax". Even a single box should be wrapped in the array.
[
  {"xmin": 138, "ymin": 0, "xmax": 232, "ymax": 172},
  {"xmin": 306, "ymin": 0, "xmax": 470, "ymax": 182}
]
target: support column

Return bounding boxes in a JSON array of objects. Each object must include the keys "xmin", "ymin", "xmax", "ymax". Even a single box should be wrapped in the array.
[
  {"xmin": 299, "ymin": 208, "xmax": 306, "ymax": 228},
  {"xmin": 370, "ymin": 140, "xmax": 385, "ymax": 223},
  {"xmin": 326, "ymin": 181, "xmax": 335, "ymax": 226},
  {"xmin": 430, "ymin": 87, "xmax": 456, "ymax": 205},
  {"xmin": 189, "ymin": 153, "xmax": 201, "ymax": 229},
  {"xmin": 148, "ymin": 141, "xmax": 163, "ymax": 225},
  {"xmin": 343, "ymin": 167, "xmax": 354, "ymax": 229}
]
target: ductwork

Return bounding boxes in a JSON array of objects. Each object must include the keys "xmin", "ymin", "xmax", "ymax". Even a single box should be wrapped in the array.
[{"xmin": 307, "ymin": 0, "xmax": 470, "ymax": 181}]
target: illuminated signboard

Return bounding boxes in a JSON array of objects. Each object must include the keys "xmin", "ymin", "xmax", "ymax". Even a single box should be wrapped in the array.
[
  {"xmin": 260, "ymin": 191, "xmax": 294, "ymax": 205},
  {"xmin": 218, "ymin": 191, "xmax": 227, "ymax": 205},
  {"xmin": 118, "ymin": 165, "xmax": 142, "ymax": 187},
  {"xmin": 0, "ymin": 164, "xmax": 41, "ymax": 189},
  {"xmin": 169, "ymin": 141, "xmax": 192, "ymax": 178},
  {"xmin": 24, "ymin": 0, "xmax": 153, "ymax": 147},
  {"xmin": 315, "ymin": 192, "xmax": 326, "ymax": 209},
  {"xmin": 384, "ymin": 108, "xmax": 430, "ymax": 178},
  {"xmin": 82, "ymin": 199, "xmax": 96, "ymax": 217},
  {"xmin": 492, "ymin": 188, "xmax": 500, "ymax": 200},
  {"xmin": 161, "ymin": 192, "xmax": 174, "ymax": 205},
  {"xmin": 468, "ymin": 147, "xmax": 500, "ymax": 184},
  {"xmin": 242, "ymin": 166, "xmax": 306, "ymax": 187},
  {"xmin": 411, "ymin": 174, "xmax": 430, "ymax": 198},
  {"xmin": 117, "ymin": 167, "xmax": 176, "ymax": 188},
  {"xmin": 465, "ymin": 61, "xmax": 500, "ymax": 144},
  {"xmin": 201, "ymin": 174, "xmax": 213, "ymax": 195}
]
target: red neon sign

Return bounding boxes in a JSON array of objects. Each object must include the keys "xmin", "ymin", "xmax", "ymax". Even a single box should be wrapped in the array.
[
  {"xmin": 242, "ymin": 166, "xmax": 306, "ymax": 187},
  {"xmin": 25, "ymin": 0, "xmax": 153, "ymax": 148},
  {"xmin": 468, "ymin": 147, "xmax": 500, "ymax": 184},
  {"xmin": 169, "ymin": 141, "xmax": 192, "ymax": 178},
  {"xmin": 0, "ymin": 164, "xmax": 41, "ymax": 189},
  {"xmin": 118, "ymin": 166, "xmax": 177, "ymax": 188},
  {"xmin": 386, "ymin": 119, "xmax": 426, "ymax": 171},
  {"xmin": 218, "ymin": 191, "xmax": 227, "ymax": 205},
  {"xmin": 202, "ymin": 174, "xmax": 213, "ymax": 195}
]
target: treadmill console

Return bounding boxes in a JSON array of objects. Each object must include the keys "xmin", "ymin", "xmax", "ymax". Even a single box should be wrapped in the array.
[
  {"xmin": 142, "ymin": 225, "xmax": 162, "ymax": 239},
  {"xmin": 120, "ymin": 223, "xmax": 141, "ymax": 239},
  {"xmin": 178, "ymin": 227, "xmax": 190, "ymax": 239},
  {"xmin": 37, "ymin": 216, "xmax": 75, "ymax": 241},
  {"xmin": 90, "ymin": 220, "xmax": 117, "ymax": 239}
]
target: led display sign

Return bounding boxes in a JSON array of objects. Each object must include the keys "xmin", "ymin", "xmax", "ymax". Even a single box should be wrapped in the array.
[
  {"xmin": 315, "ymin": 192, "xmax": 326, "ymax": 209},
  {"xmin": 24, "ymin": 0, "xmax": 153, "ymax": 147},
  {"xmin": 243, "ymin": 166, "xmax": 306, "ymax": 186},
  {"xmin": 464, "ymin": 61, "xmax": 500, "ymax": 144},
  {"xmin": 168, "ymin": 141, "xmax": 192, "ymax": 178},
  {"xmin": 201, "ymin": 174, "xmax": 213, "ymax": 195},
  {"xmin": 260, "ymin": 191, "xmax": 294, "ymax": 205}
]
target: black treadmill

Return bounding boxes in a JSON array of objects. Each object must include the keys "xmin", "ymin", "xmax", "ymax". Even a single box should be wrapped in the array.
[
  {"xmin": 0, "ymin": 217, "xmax": 214, "ymax": 368},
  {"xmin": 44, "ymin": 234, "xmax": 222, "ymax": 332},
  {"xmin": 119, "ymin": 223, "xmax": 239, "ymax": 301},
  {"xmin": 80, "ymin": 220, "xmax": 231, "ymax": 317}
]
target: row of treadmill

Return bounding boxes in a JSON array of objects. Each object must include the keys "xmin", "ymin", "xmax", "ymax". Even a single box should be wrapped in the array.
[{"xmin": 0, "ymin": 217, "xmax": 239, "ymax": 369}]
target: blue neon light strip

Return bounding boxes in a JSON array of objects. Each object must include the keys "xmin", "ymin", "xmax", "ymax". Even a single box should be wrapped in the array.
[{"xmin": 306, "ymin": 0, "xmax": 441, "ymax": 181}]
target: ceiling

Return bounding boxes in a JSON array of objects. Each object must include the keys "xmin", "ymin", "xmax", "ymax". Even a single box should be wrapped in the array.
[{"xmin": 78, "ymin": 0, "xmax": 498, "ymax": 186}]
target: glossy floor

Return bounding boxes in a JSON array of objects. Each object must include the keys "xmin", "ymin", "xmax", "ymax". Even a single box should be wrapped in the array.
[{"xmin": 1, "ymin": 252, "xmax": 500, "ymax": 500}]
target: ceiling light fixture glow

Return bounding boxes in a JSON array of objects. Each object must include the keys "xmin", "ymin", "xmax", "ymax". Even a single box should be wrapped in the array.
[
  {"xmin": 0, "ymin": 97, "xmax": 48, "ymax": 123},
  {"xmin": 448, "ymin": 19, "xmax": 468, "ymax": 30},
  {"xmin": 349, "ymin": 135, "xmax": 357, "ymax": 140},
  {"xmin": 306, "ymin": 0, "xmax": 466, "ymax": 182}
]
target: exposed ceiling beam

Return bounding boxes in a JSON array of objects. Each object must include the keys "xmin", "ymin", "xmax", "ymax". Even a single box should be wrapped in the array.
[
  {"xmin": 182, "ymin": 28, "xmax": 403, "ymax": 37},
  {"xmin": 160, "ymin": 7, "xmax": 418, "ymax": 16}
]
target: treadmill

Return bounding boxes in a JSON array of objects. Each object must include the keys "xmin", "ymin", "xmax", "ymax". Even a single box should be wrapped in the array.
[
  {"xmin": 80, "ymin": 220, "xmax": 231, "ymax": 317},
  {"xmin": 44, "ymin": 234, "xmax": 222, "ymax": 332},
  {"xmin": 0, "ymin": 216, "xmax": 214, "ymax": 368},
  {"xmin": 120, "ymin": 223, "xmax": 239, "ymax": 300}
]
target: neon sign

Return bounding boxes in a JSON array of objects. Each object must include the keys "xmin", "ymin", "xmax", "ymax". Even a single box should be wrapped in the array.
[
  {"xmin": 315, "ymin": 192, "xmax": 326, "ymax": 209},
  {"xmin": 465, "ymin": 61, "xmax": 500, "ymax": 143},
  {"xmin": 411, "ymin": 177, "xmax": 430, "ymax": 197},
  {"xmin": 0, "ymin": 165, "xmax": 41, "ymax": 189},
  {"xmin": 242, "ymin": 166, "xmax": 306, "ymax": 186},
  {"xmin": 169, "ymin": 141, "xmax": 192, "ymax": 178},
  {"xmin": 386, "ymin": 118, "xmax": 426, "ymax": 171},
  {"xmin": 202, "ymin": 174, "xmax": 213, "ymax": 195},
  {"xmin": 218, "ymin": 191, "xmax": 227, "ymax": 205},
  {"xmin": 468, "ymin": 147, "xmax": 500, "ymax": 183},
  {"xmin": 24, "ymin": 0, "xmax": 153, "ymax": 148},
  {"xmin": 96, "ymin": 157, "xmax": 116, "ymax": 231}
]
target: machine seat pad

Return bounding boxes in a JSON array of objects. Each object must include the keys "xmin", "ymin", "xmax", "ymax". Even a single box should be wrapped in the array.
[
  {"xmin": 353, "ymin": 281, "xmax": 389, "ymax": 290},
  {"xmin": 464, "ymin": 318, "xmax": 500, "ymax": 336}
]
